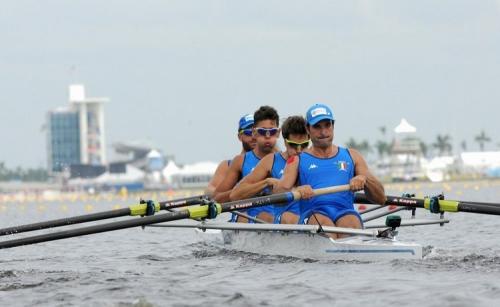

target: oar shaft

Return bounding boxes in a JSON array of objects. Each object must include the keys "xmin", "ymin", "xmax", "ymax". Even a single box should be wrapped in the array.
[
  {"xmin": 0, "ymin": 208, "xmax": 130, "ymax": 236},
  {"xmin": 0, "ymin": 195, "xmax": 205, "ymax": 236},
  {"xmin": 0, "ymin": 211, "xmax": 190, "ymax": 249},
  {"xmin": 355, "ymin": 194, "xmax": 500, "ymax": 216}
]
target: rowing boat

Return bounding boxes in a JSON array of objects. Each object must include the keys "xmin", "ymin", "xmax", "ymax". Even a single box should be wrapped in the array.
[
  {"xmin": 202, "ymin": 227, "xmax": 422, "ymax": 261},
  {"xmin": 159, "ymin": 218, "xmax": 450, "ymax": 260}
]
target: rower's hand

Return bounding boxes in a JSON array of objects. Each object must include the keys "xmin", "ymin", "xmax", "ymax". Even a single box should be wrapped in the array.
[
  {"xmin": 350, "ymin": 175, "xmax": 367, "ymax": 191},
  {"xmin": 295, "ymin": 185, "xmax": 314, "ymax": 199},
  {"xmin": 265, "ymin": 178, "xmax": 280, "ymax": 191}
]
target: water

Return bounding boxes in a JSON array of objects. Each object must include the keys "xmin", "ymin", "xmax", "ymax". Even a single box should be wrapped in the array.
[{"xmin": 1, "ymin": 181, "xmax": 500, "ymax": 306}]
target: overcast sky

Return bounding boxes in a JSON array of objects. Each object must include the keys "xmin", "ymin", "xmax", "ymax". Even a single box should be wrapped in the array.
[{"xmin": 1, "ymin": 0, "xmax": 500, "ymax": 168}]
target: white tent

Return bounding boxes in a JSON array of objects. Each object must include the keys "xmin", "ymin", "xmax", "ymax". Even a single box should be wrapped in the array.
[
  {"xmin": 162, "ymin": 160, "xmax": 181, "ymax": 183},
  {"xmin": 394, "ymin": 118, "xmax": 417, "ymax": 134},
  {"xmin": 175, "ymin": 161, "xmax": 218, "ymax": 175},
  {"xmin": 461, "ymin": 151, "xmax": 500, "ymax": 169},
  {"xmin": 171, "ymin": 161, "xmax": 218, "ymax": 189},
  {"xmin": 95, "ymin": 165, "xmax": 145, "ymax": 184}
]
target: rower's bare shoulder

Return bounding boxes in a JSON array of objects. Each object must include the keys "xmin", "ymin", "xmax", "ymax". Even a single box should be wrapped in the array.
[
  {"xmin": 347, "ymin": 148, "xmax": 365, "ymax": 163},
  {"xmin": 230, "ymin": 153, "xmax": 245, "ymax": 168}
]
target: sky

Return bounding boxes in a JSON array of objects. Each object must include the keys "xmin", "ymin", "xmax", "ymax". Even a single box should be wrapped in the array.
[{"xmin": 1, "ymin": 0, "xmax": 500, "ymax": 168}]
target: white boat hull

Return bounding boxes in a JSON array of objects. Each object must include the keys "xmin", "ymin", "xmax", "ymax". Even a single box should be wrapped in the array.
[{"xmin": 197, "ymin": 229, "xmax": 423, "ymax": 261}]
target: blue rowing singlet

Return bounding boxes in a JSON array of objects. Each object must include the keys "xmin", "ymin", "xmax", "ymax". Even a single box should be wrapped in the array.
[
  {"xmin": 231, "ymin": 151, "xmax": 264, "ymax": 222},
  {"xmin": 298, "ymin": 147, "xmax": 359, "ymax": 223},
  {"xmin": 271, "ymin": 153, "xmax": 300, "ymax": 223},
  {"xmin": 241, "ymin": 151, "xmax": 260, "ymax": 178},
  {"xmin": 270, "ymin": 152, "xmax": 286, "ymax": 179}
]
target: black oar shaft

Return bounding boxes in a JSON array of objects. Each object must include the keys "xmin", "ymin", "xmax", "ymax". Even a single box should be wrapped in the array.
[
  {"xmin": 0, "ymin": 195, "xmax": 205, "ymax": 236},
  {"xmin": 0, "ymin": 208, "xmax": 130, "ymax": 236},
  {"xmin": 458, "ymin": 203, "xmax": 500, "ymax": 215},
  {"xmin": 0, "ymin": 211, "xmax": 190, "ymax": 249},
  {"xmin": 354, "ymin": 194, "xmax": 500, "ymax": 216}
]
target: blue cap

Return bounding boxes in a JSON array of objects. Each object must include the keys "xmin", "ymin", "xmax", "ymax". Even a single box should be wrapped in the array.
[
  {"xmin": 306, "ymin": 103, "xmax": 335, "ymax": 125},
  {"xmin": 238, "ymin": 114, "xmax": 254, "ymax": 130}
]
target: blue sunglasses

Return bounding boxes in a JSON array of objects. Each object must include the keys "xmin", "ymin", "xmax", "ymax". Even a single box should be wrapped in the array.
[
  {"xmin": 239, "ymin": 129, "xmax": 253, "ymax": 136},
  {"xmin": 255, "ymin": 127, "xmax": 279, "ymax": 137}
]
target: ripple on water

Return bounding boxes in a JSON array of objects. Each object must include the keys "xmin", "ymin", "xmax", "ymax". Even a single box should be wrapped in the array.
[{"xmin": 393, "ymin": 250, "xmax": 500, "ymax": 273}]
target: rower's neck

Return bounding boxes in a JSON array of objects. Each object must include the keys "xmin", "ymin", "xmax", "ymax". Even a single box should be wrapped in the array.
[
  {"xmin": 254, "ymin": 147, "xmax": 276, "ymax": 159},
  {"xmin": 310, "ymin": 145, "xmax": 338, "ymax": 158}
]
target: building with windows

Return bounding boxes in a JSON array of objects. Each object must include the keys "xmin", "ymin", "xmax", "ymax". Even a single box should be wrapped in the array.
[
  {"xmin": 47, "ymin": 108, "xmax": 81, "ymax": 172},
  {"xmin": 47, "ymin": 84, "xmax": 109, "ymax": 174}
]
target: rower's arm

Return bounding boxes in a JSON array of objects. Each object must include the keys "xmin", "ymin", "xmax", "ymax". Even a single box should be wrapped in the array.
[
  {"xmin": 213, "ymin": 155, "xmax": 243, "ymax": 203},
  {"xmin": 205, "ymin": 160, "xmax": 230, "ymax": 197},
  {"xmin": 349, "ymin": 148, "xmax": 386, "ymax": 205},
  {"xmin": 275, "ymin": 155, "xmax": 300, "ymax": 193},
  {"xmin": 230, "ymin": 154, "xmax": 273, "ymax": 201}
]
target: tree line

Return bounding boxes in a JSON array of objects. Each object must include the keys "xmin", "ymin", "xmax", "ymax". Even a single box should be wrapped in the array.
[
  {"xmin": 345, "ymin": 128, "xmax": 495, "ymax": 158},
  {"xmin": 0, "ymin": 162, "xmax": 49, "ymax": 182}
]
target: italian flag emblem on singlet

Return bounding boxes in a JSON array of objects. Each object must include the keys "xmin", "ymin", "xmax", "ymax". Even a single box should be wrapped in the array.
[{"xmin": 338, "ymin": 161, "xmax": 348, "ymax": 171}]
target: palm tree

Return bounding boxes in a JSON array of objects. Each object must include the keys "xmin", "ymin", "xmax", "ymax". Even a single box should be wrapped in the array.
[
  {"xmin": 357, "ymin": 140, "xmax": 372, "ymax": 156},
  {"xmin": 432, "ymin": 134, "xmax": 452, "ymax": 156},
  {"xmin": 345, "ymin": 137, "xmax": 358, "ymax": 150},
  {"xmin": 475, "ymin": 130, "xmax": 491, "ymax": 151},
  {"xmin": 460, "ymin": 140, "xmax": 467, "ymax": 152},
  {"xmin": 0, "ymin": 162, "xmax": 6, "ymax": 181},
  {"xmin": 345, "ymin": 138, "xmax": 372, "ymax": 156},
  {"xmin": 375, "ymin": 140, "xmax": 391, "ymax": 158},
  {"xmin": 420, "ymin": 141, "xmax": 429, "ymax": 157}
]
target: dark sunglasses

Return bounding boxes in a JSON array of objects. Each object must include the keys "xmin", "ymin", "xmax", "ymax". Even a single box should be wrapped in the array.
[
  {"xmin": 239, "ymin": 129, "xmax": 253, "ymax": 136},
  {"xmin": 255, "ymin": 127, "xmax": 279, "ymax": 137},
  {"xmin": 285, "ymin": 139, "xmax": 310, "ymax": 150}
]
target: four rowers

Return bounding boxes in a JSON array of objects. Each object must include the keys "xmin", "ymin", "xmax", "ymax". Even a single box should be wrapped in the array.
[{"xmin": 209, "ymin": 103, "xmax": 386, "ymax": 230}]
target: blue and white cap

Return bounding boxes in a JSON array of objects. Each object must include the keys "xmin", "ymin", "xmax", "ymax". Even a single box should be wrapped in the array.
[
  {"xmin": 306, "ymin": 103, "xmax": 335, "ymax": 125},
  {"xmin": 238, "ymin": 114, "xmax": 254, "ymax": 130}
]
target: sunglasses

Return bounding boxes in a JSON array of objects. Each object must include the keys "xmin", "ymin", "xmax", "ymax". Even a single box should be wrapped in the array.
[
  {"xmin": 285, "ymin": 139, "xmax": 310, "ymax": 150},
  {"xmin": 255, "ymin": 127, "xmax": 279, "ymax": 137},
  {"xmin": 239, "ymin": 129, "xmax": 253, "ymax": 136}
]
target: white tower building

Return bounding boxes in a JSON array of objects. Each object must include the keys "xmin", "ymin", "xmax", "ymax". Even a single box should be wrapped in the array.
[{"xmin": 69, "ymin": 84, "xmax": 109, "ymax": 165}]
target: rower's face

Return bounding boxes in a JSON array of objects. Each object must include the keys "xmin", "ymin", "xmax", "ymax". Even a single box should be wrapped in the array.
[
  {"xmin": 238, "ymin": 128, "xmax": 256, "ymax": 152},
  {"xmin": 284, "ymin": 133, "xmax": 310, "ymax": 156},
  {"xmin": 253, "ymin": 119, "xmax": 279, "ymax": 155},
  {"xmin": 307, "ymin": 120, "xmax": 334, "ymax": 149}
]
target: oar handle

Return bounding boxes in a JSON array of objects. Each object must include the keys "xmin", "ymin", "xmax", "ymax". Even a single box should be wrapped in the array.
[{"xmin": 291, "ymin": 184, "xmax": 351, "ymax": 200}]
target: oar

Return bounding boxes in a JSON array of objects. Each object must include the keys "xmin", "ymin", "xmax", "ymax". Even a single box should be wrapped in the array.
[
  {"xmin": 0, "ymin": 184, "xmax": 350, "ymax": 249},
  {"xmin": 354, "ymin": 193, "xmax": 500, "ymax": 216},
  {"xmin": 0, "ymin": 195, "xmax": 206, "ymax": 236}
]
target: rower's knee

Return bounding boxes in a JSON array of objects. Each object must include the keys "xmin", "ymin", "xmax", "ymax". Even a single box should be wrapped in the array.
[
  {"xmin": 236, "ymin": 216, "xmax": 249, "ymax": 223},
  {"xmin": 306, "ymin": 213, "xmax": 335, "ymax": 226},
  {"xmin": 280, "ymin": 212, "xmax": 299, "ymax": 224},
  {"xmin": 335, "ymin": 214, "xmax": 362, "ymax": 229},
  {"xmin": 257, "ymin": 212, "xmax": 274, "ymax": 223}
]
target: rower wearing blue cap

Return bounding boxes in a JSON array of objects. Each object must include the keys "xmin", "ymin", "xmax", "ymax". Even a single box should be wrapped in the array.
[
  {"xmin": 229, "ymin": 115, "xmax": 309, "ymax": 224},
  {"xmin": 205, "ymin": 114, "xmax": 256, "ymax": 197},
  {"xmin": 276, "ymin": 103, "xmax": 386, "ymax": 237},
  {"xmin": 214, "ymin": 106, "xmax": 280, "ymax": 223}
]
